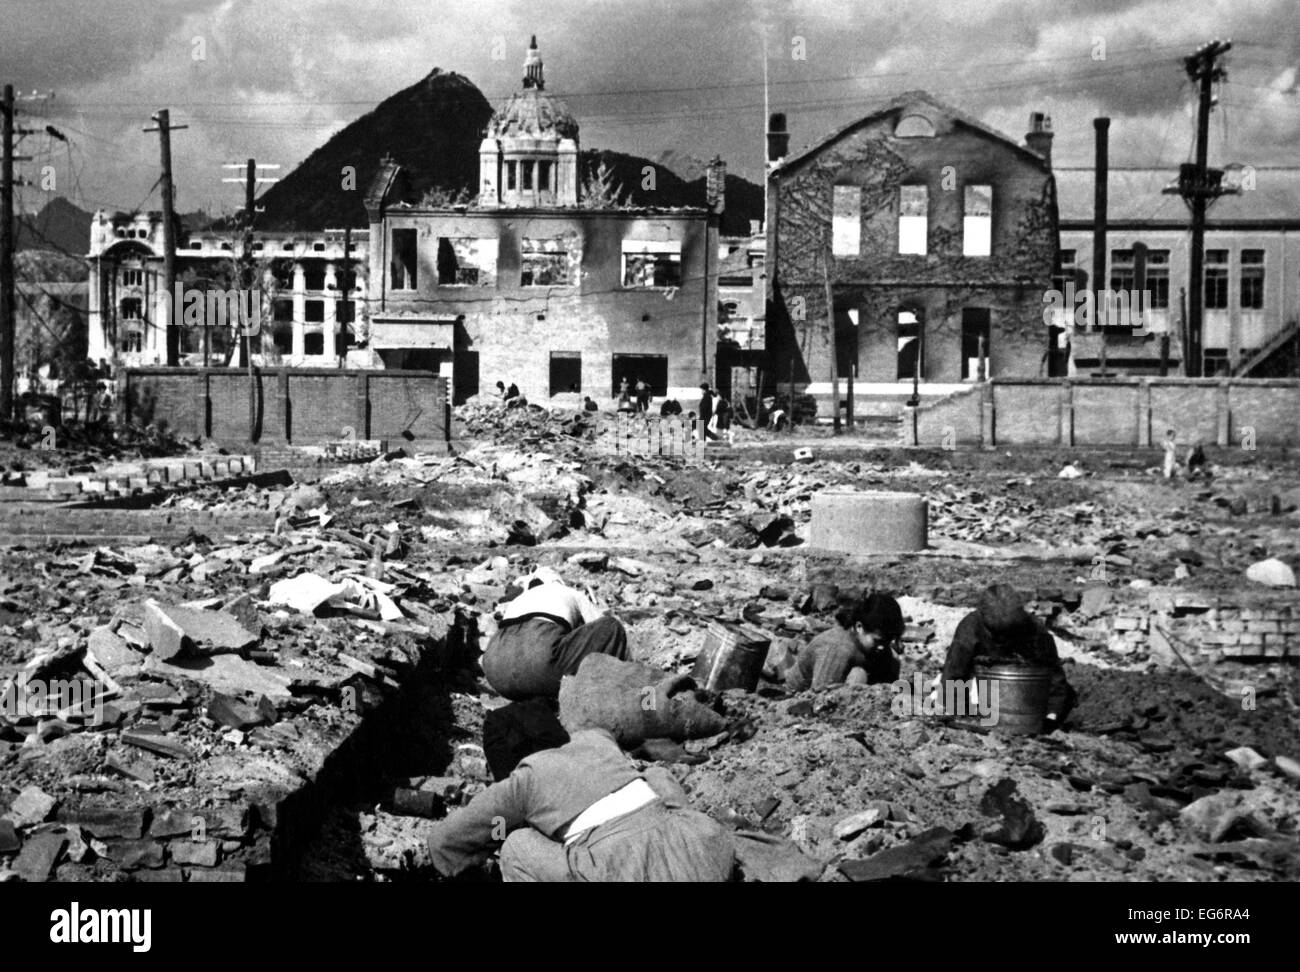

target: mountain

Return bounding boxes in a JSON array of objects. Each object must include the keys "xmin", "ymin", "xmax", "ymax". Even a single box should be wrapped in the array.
[
  {"xmin": 253, "ymin": 68, "xmax": 764, "ymax": 234},
  {"xmin": 254, "ymin": 69, "xmax": 493, "ymax": 230},
  {"xmin": 16, "ymin": 195, "xmax": 93, "ymax": 255}
]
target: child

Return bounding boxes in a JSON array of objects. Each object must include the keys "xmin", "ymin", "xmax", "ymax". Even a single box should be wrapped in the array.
[
  {"xmin": 784, "ymin": 593, "xmax": 905, "ymax": 691},
  {"xmin": 1162, "ymin": 429, "xmax": 1178, "ymax": 479},
  {"xmin": 1185, "ymin": 437, "xmax": 1207, "ymax": 479}
]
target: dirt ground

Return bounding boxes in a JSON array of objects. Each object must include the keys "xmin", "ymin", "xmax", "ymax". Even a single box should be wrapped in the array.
[
  {"xmin": 3, "ymin": 406, "xmax": 1298, "ymax": 882},
  {"xmin": 292, "ymin": 409, "xmax": 1300, "ymax": 882}
]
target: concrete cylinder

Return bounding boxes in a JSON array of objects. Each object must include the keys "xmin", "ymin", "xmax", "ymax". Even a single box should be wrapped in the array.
[{"xmin": 808, "ymin": 489, "xmax": 928, "ymax": 553}]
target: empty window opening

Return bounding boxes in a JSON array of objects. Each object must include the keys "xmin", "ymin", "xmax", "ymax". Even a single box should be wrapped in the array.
[
  {"xmin": 521, "ymin": 238, "xmax": 575, "ymax": 287},
  {"xmin": 549, "ymin": 352, "xmax": 582, "ymax": 395},
  {"xmin": 896, "ymin": 310, "xmax": 922, "ymax": 380},
  {"xmin": 961, "ymin": 307, "xmax": 991, "ymax": 380},
  {"xmin": 622, "ymin": 241, "xmax": 682, "ymax": 288},
  {"xmin": 611, "ymin": 353, "xmax": 668, "ymax": 397},
  {"xmin": 437, "ymin": 237, "xmax": 498, "ymax": 286},
  {"xmin": 898, "ymin": 186, "xmax": 928, "ymax": 255},
  {"xmin": 390, "ymin": 228, "xmax": 417, "ymax": 290},
  {"xmin": 963, "ymin": 185, "xmax": 992, "ymax": 257},
  {"xmin": 832, "ymin": 185, "xmax": 861, "ymax": 256}
]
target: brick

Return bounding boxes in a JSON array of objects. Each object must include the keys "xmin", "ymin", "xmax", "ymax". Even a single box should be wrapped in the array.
[
  {"xmin": 1220, "ymin": 620, "xmax": 1246, "ymax": 633},
  {"xmin": 6, "ymin": 785, "xmax": 56, "ymax": 827},
  {"xmin": 1237, "ymin": 633, "xmax": 1265, "ymax": 646},
  {"xmin": 133, "ymin": 867, "xmax": 185, "ymax": 883},
  {"xmin": 102, "ymin": 838, "xmax": 165, "ymax": 870},
  {"xmin": 56, "ymin": 807, "xmax": 147, "ymax": 840},
  {"xmin": 1113, "ymin": 616, "xmax": 1141, "ymax": 631},
  {"xmin": 169, "ymin": 839, "xmax": 220, "ymax": 867},
  {"xmin": 1200, "ymin": 631, "xmax": 1238, "ymax": 646},
  {"xmin": 1247, "ymin": 620, "xmax": 1280, "ymax": 633},
  {"xmin": 12, "ymin": 830, "xmax": 67, "ymax": 882},
  {"xmin": 185, "ymin": 864, "xmax": 246, "ymax": 882},
  {"xmin": 143, "ymin": 599, "xmax": 189, "ymax": 660}
]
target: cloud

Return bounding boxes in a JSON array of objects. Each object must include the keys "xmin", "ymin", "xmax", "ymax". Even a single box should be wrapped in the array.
[{"xmin": 10, "ymin": 0, "xmax": 1299, "ymax": 217}]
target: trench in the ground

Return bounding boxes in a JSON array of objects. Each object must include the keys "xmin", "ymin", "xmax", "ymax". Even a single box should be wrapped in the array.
[{"xmin": 268, "ymin": 623, "xmax": 482, "ymax": 881}]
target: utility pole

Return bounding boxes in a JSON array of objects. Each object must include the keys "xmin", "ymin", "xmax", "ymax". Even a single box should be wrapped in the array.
[
  {"xmin": 1167, "ymin": 40, "xmax": 1233, "ymax": 378},
  {"xmin": 823, "ymin": 240, "xmax": 840, "ymax": 434},
  {"xmin": 144, "ymin": 110, "xmax": 187, "ymax": 366},
  {"xmin": 1, "ymin": 87, "xmax": 47, "ymax": 426},
  {"xmin": 222, "ymin": 159, "xmax": 279, "ymax": 365},
  {"xmin": 222, "ymin": 160, "xmax": 278, "ymax": 440}
]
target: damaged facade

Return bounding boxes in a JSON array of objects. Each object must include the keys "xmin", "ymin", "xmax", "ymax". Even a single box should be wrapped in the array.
[
  {"xmin": 86, "ymin": 213, "xmax": 370, "ymax": 369},
  {"xmin": 364, "ymin": 38, "xmax": 723, "ymax": 404},
  {"xmin": 765, "ymin": 92, "xmax": 1059, "ymax": 416}
]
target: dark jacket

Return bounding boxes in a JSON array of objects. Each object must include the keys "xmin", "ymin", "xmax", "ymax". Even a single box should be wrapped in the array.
[
  {"xmin": 785, "ymin": 625, "xmax": 898, "ymax": 691},
  {"xmin": 698, "ymin": 391, "xmax": 714, "ymax": 423},
  {"xmin": 941, "ymin": 611, "xmax": 1075, "ymax": 717}
]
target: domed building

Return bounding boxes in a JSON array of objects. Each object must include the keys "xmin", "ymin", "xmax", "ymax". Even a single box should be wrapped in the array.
[
  {"xmin": 478, "ymin": 37, "xmax": 581, "ymax": 208},
  {"xmin": 365, "ymin": 37, "xmax": 727, "ymax": 413}
]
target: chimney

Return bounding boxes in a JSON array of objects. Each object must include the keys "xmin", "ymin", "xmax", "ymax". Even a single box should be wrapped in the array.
[
  {"xmin": 767, "ymin": 113, "xmax": 789, "ymax": 164},
  {"xmin": 706, "ymin": 156, "xmax": 726, "ymax": 215},
  {"xmin": 1093, "ymin": 117, "xmax": 1110, "ymax": 324},
  {"xmin": 1026, "ymin": 111, "xmax": 1053, "ymax": 166}
]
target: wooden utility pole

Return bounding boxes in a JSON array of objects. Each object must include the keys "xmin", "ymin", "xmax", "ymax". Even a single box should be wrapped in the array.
[
  {"xmin": 823, "ymin": 242, "xmax": 840, "ymax": 434},
  {"xmin": 0, "ymin": 86, "xmax": 46, "ymax": 426},
  {"xmin": 1, "ymin": 85, "xmax": 17, "ymax": 424},
  {"xmin": 144, "ymin": 110, "xmax": 187, "ymax": 366},
  {"xmin": 1175, "ymin": 40, "xmax": 1233, "ymax": 378}
]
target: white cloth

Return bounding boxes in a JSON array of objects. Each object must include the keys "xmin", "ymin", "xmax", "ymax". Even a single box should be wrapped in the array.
[
  {"xmin": 500, "ymin": 581, "xmax": 602, "ymax": 630},
  {"xmin": 564, "ymin": 778, "xmax": 658, "ymax": 845}
]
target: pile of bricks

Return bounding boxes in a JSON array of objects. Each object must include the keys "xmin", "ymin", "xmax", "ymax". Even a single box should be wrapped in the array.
[
  {"xmin": 601, "ymin": 414, "xmax": 705, "ymax": 463},
  {"xmin": 13, "ymin": 455, "xmax": 257, "ymax": 502},
  {"xmin": 1108, "ymin": 589, "xmax": 1297, "ymax": 661}
]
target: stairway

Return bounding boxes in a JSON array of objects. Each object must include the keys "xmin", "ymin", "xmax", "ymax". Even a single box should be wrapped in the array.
[{"xmin": 1233, "ymin": 320, "xmax": 1300, "ymax": 377}]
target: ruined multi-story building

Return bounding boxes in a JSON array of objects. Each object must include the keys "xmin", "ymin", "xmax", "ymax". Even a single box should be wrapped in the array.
[
  {"xmin": 364, "ymin": 38, "xmax": 723, "ymax": 404},
  {"xmin": 86, "ymin": 212, "xmax": 370, "ymax": 369},
  {"xmin": 764, "ymin": 92, "xmax": 1059, "ymax": 416}
]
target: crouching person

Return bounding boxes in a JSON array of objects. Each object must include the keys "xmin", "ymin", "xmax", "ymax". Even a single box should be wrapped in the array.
[
  {"xmin": 785, "ymin": 593, "xmax": 905, "ymax": 691},
  {"xmin": 940, "ymin": 583, "xmax": 1077, "ymax": 730},
  {"xmin": 426, "ymin": 728, "xmax": 736, "ymax": 882},
  {"xmin": 482, "ymin": 569, "xmax": 630, "ymax": 700}
]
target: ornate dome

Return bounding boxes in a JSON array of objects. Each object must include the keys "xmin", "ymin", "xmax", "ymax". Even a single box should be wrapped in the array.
[
  {"xmin": 486, "ymin": 36, "xmax": 579, "ymax": 142},
  {"xmin": 488, "ymin": 87, "xmax": 579, "ymax": 141}
]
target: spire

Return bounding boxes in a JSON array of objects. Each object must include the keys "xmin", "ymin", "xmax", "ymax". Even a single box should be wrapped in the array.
[{"xmin": 523, "ymin": 36, "xmax": 544, "ymax": 90}]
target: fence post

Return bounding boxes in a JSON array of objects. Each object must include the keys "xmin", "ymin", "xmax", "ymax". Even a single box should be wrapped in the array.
[
  {"xmin": 980, "ymin": 382, "xmax": 995, "ymax": 448},
  {"xmin": 1216, "ymin": 379, "xmax": 1230, "ymax": 447},
  {"xmin": 1059, "ymin": 380, "xmax": 1073, "ymax": 447},
  {"xmin": 1138, "ymin": 379, "xmax": 1152, "ymax": 448}
]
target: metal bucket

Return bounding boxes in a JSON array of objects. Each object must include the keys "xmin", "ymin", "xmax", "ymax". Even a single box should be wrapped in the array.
[
  {"xmin": 692, "ymin": 621, "xmax": 770, "ymax": 693},
  {"xmin": 973, "ymin": 661, "xmax": 1055, "ymax": 735}
]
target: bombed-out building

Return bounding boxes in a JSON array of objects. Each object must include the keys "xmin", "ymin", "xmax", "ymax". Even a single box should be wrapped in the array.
[
  {"xmin": 765, "ymin": 92, "xmax": 1059, "ymax": 416},
  {"xmin": 86, "ymin": 212, "xmax": 370, "ymax": 369},
  {"xmin": 364, "ymin": 38, "xmax": 723, "ymax": 404}
]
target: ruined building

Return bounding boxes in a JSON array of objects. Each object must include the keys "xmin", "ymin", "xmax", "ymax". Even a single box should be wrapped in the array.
[
  {"xmin": 364, "ymin": 37, "xmax": 724, "ymax": 404},
  {"xmin": 86, "ymin": 212, "xmax": 370, "ymax": 368},
  {"xmin": 764, "ymin": 92, "xmax": 1059, "ymax": 417}
]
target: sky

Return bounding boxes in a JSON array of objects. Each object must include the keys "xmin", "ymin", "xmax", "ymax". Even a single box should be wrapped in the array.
[{"xmin": 2, "ymin": 0, "xmax": 1297, "ymax": 222}]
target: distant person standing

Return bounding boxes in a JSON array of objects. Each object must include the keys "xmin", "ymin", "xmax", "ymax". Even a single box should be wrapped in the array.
[
  {"xmin": 1162, "ymin": 429, "xmax": 1178, "ymax": 479},
  {"xmin": 1185, "ymin": 437, "xmax": 1208, "ymax": 479},
  {"xmin": 506, "ymin": 383, "xmax": 521, "ymax": 401},
  {"xmin": 697, "ymin": 383, "xmax": 718, "ymax": 441},
  {"xmin": 634, "ymin": 378, "xmax": 650, "ymax": 414},
  {"xmin": 495, "ymin": 381, "xmax": 507, "ymax": 400}
]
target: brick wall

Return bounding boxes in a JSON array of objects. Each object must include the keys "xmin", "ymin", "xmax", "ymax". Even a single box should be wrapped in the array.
[
  {"xmin": 910, "ymin": 376, "xmax": 1300, "ymax": 448},
  {"xmin": 122, "ymin": 368, "xmax": 449, "ymax": 452},
  {"xmin": 1107, "ymin": 589, "xmax": 1298, "ymax": 662}
]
